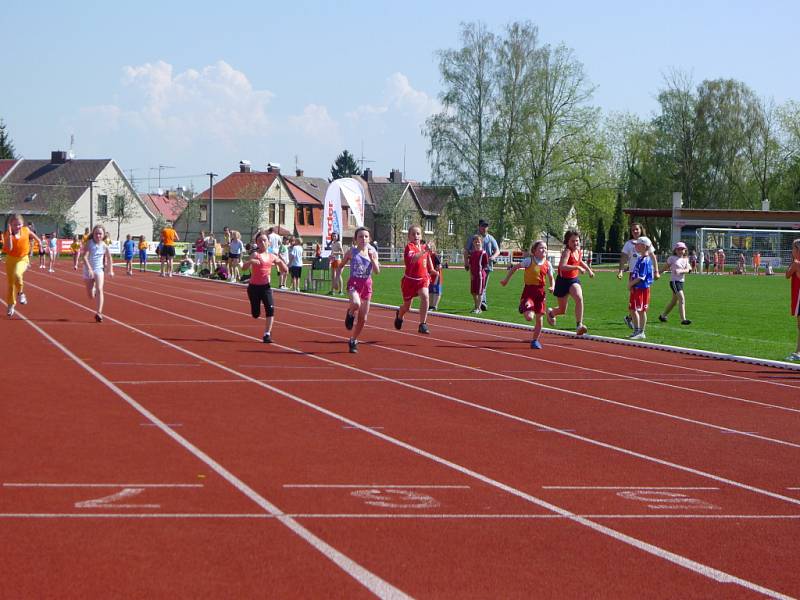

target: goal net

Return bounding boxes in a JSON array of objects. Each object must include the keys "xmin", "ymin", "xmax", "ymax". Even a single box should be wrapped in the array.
[{"xmin": 695, "ymin": 227, "xmax": 800, "ymax": 272}]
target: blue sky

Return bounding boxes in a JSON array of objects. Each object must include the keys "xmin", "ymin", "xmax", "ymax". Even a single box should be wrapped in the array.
[{"xmin": 3, "ymin": 0, "xmax": 798, "ymax": 193}]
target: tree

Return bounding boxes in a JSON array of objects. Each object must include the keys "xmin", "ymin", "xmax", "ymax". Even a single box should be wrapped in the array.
[
  {"xmin": 425, "ymin": 22, "xmax": 495, "ymax": 232},
  {"xmin": 0, "ymin": 119, "xmax": 15, "ymax": 159},
  {"xmin": 607, "ymin": 193, "xmax": 625, "ymax": 253},
  {"xmin": 330, "ymin": 150, "xmax": 361, "ymax": 181},
  {"xmin": 46, "ymin": 178, "xmax": 75, "ymax": 236},
  {"xmin": 236, "ymin": 182, "xmax": 270, "ymax": 240},
  {"xmin": 594, "ymin": 215, "xmax": 606, "ymax": 256},
  {"xmin": 107, "ymin": 179, "xmax": 140, "ymax": 239}
]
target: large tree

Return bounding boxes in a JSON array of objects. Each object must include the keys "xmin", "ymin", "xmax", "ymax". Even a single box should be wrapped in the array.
[
  {"xmin": 46, "ymin": 178, "xmax": 76, "ymax": 236},
  {"xmin": 0, "ymin": 119, "xmax": 15, "ymax": 159},
  {"xmin": 330, "ymin": 150, "xmax": 361, "ymax": 180},
  {"xmin": 108, "ymin": 180, "xmax": 140, "ymax": 239}
]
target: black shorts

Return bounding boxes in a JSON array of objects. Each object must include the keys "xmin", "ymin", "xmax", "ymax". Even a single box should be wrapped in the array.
[
  {"xmin": 229, "ymin": 253, "xmax": 241, "ymax": 260},
  {"xmin": 669, "ymin": 281, "xmax": 685, "ymax": 294},
  {"xmin": 289, "ymin": 266, "xmax": 302, "ymax": 279},
  {"xmin": 553, "ymin": 275, "xmax": 579, "ymax": 298},
  {"xmin": 162, "ymin": 245, "xmax": 176, "ymax": 258},
  {"xmin": 247, "ymin": 284, "xmax": 274, "ymax": 318}
]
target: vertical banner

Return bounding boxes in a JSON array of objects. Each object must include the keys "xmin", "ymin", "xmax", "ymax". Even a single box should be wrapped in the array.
[{"xmin": 321, "ymin": 178, "xmax": 365, "ymax": 257}]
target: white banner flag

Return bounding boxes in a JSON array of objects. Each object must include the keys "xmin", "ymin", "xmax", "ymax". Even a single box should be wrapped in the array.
[{"xmin": 321, "ymin": 178, "xmax": 365, "ymax": 257}]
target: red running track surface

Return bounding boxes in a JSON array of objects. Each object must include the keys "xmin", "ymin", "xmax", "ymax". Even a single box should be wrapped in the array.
[{"xmin": 2, "ymin": 268, "xmax": 800, "ymax": 599}]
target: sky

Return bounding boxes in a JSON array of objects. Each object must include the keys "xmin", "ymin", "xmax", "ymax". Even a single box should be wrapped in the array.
[{"xmin": 3, "ymin": 0, "xmax": 799, "ymax": 194}]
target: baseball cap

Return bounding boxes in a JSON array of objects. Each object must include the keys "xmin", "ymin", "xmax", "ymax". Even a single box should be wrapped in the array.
[
  {"xmin": 478, "ymin": 219, "xmax": 489, "ymax": 227},
  {"xmin": 635, "ymin": 236, "xmax": 651, "ymax": 247},
  {"xmin": 674, "ymin": 241, "xmax": 687, "ymax": 250}
]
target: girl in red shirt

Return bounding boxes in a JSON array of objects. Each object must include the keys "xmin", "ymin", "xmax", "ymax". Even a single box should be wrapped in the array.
[
  {"xmin": 468, "ymin": 235, "xmax": 488, "ymax": 313},
  {"xmin": 547, "ymin": 230, "xmax": 594, "ymax": 336},
  {"xmin": 395, "ymin": 226, "xmax": 434, "ymax": 334},
  {"xmin": 786, "ymin": 239, "xmax": 800, "ymax": 362}
]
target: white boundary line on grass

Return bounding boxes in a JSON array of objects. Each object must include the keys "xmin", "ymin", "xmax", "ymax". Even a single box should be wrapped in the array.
[{"xmin": 25, "ymin": 282, "xmax": 797, "ymax": 600}]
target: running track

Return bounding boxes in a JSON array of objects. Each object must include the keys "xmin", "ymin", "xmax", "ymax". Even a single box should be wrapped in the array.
[{"xmin": 2, "ymin": 267, "xmax": 800, "ymax": 599}]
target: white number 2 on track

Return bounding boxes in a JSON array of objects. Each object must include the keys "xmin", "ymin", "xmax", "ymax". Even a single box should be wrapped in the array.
[
  {"xmin": 617, "ymin": 490, "xmax": 718, "ymax": 510},
  {"xmin": 351, "ymin": 488, "xmax": 440, "ymax": 509},
  {"xmin": 75, "ymin": 488, "xmax": 160, "ymax": 509}
]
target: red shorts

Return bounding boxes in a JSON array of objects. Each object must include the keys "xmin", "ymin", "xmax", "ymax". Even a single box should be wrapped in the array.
[
  {"xmin": 330, "ymin": 258, "xmax": 342, "ymax": 270},
  {"xmin": 347, "ymin": 276, "xmax": 372, "ymax": 300},
  {"xmin": 519, "ymin": 285, "xmax": 546, "ymax": 315},
  {"xmin": 470, "ymin": 270, "xmax": 487, "ymax": 295},
  {"xmin": 791, "ymin": 276, "xmax": 800, "ymax": 316},
  {"xmin": 401, "ymin": 275, "xmax": 429, "ymax": 301},
  {"xmin": 629, "ymin": 287, "xmax": 651, "ymax": 312}
]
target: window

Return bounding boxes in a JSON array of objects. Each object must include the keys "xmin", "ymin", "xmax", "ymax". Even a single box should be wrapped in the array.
[
  {"xmin": 448, "ymin": 218, "xmax": 454, "ymax": 235},
  {"xmin": 425, "ymin": 217, "xmax": 435, "ymax": 234},
  {"xmin": 307, "ymin": 207, "xmax": 314, "ymax": 226},
  {"xmin": 199, "ymin": 205, "xmax": 208, "ymax": 222},
  {"xmin": 298, "ymin": 206, "xmax": 305, "ymax": 225},
  {"xmin": 268, "ymin": 203, "xmax": 276, "ymax": 224},
  {"xmin": 279, "ymin": 203, "xmax": 286, "ymax": 225},
  {"xmin": 97, "ymin": 195, "xmax": 108, "ymax": 217},
  {"xmin": 402, "ymin": 214, "xmax": 411, "ymax": 232}
]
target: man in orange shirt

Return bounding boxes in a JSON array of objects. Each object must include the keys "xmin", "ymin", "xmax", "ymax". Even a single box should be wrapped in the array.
[
  {"xmin": 3, "ymin": 214, "xmax": 43, "ymax": 317},
  {"xmin": 160, "ymin": 221, "xmax": 180, "ymax": 277}
]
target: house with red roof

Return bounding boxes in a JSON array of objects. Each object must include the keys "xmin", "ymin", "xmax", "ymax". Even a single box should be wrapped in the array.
[{"xmin": 0, "ymin": 151, "xmax": 156, "ymax": 240}]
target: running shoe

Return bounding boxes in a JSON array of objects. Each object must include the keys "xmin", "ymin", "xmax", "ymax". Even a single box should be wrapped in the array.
[
  {"xmin": 681, "ymin": 319, "xmax": 692, "ymax": 325},
  {"xmin": 480, "ymin": 302, "xmax": 488, "ymax": 312},
  {"xmin": 418, "ymin": 322, "xmax": 430, "ymax": 334},
  {"xmin": 624, "ymin": 315, "xmax": 634, "ymax": 329},
  {"xmin": 629, "ymin": 331, "xmax": 646, "ymax": 340},
  {"xmin": 530, "ymin": 339, "xmax": 542, "ymax": 350},
  {"xmin": 576, "ymin": 324, "xmax": 588, "ymax": 336},
  {"xmin": 470, "ymin": 309, "xmax": 482, "ymax": 314},
  {"xmin": 345, "ymin": 311, "xmax": 355, "ymax": 330},
  {"xmin": 658, "ymin": 314, "xmax": 668, "ymax": 322},
  {"xmin": 18, "ymin": 293, "xmax": 27, "ymax": 305},
  {"xmin": 348, "ymin": 339, "xmax": 358, "ymax": 353},
  {"xmin": 7, "ymin": 305, "xmax": 14, "ymax": 318},
  {"xmin": 94, "ymin": 314, "xmax": 103, "ymax": 323},
  {"xmin": 786, "ymin": 352, "xmax": 800, "ymax": 362},
  {"xmin": 394, "ymin": 310, "xmax": 403, "ymax": 330},
  {"xmin": 262, "ymin": 332, "xmax": 272, "ymax": 344},
  {"xmin": 546, "ymin": 308, "xmax": 556, "ymax": 327}
]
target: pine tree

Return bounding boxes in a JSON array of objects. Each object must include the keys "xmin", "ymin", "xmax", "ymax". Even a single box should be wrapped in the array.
[
  {"xmin": 330, "ymin": 150, "xmax": 360, "ymax": 180},
  {"xmin": 595, "ymin": 216, "xmax": 606, "ymax": 256},
  {"xmin": 0, "ymin": 119, "xmax": 16, "ymax": 159},
  {"xmin": 607, "ymin": 193, "xmax": 626, "ymax": 253}
]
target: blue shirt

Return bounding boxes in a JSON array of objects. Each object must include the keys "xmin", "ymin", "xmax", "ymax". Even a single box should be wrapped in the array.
[
  {"xmin": 631, "ymin": 255, "xmax": 653, "ymax": 289},
  {"xmin": 123, "ymin": 239, "xmax": 136, "ymax": 257}
]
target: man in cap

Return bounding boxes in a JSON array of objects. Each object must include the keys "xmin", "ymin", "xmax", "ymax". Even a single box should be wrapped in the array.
[{"xmin": 464, "ymin": 219, "xmax": 500, "ymax": 311}]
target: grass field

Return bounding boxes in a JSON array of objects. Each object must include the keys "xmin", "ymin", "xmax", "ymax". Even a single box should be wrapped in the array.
[{"xmin": 304, "ymin": 265, "xmax": 798, "ymax": 363}]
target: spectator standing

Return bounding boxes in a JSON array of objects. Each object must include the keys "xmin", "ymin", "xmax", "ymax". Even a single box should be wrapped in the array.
[{"xmin": 160, "ymin": 221, "xmax": 180, "ymax": 277}]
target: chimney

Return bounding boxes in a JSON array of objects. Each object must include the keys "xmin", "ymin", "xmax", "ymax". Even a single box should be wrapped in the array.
[
  {"xmin": 239, "ymin": 160, "xmax": 251, "ymax": 173},
  {"xmin": 267, "ymin": 162, "xmax": 281, "ymax": 174},
  {"xmin": 295, "ymin": 169, "xmax": 304, "ymax": 177},
  {"xmin": 389, "ymin": 169, "xmax": 403, "ymax": 183},
  {"xmin": 51, "ymin": 150, "xmax": 68, "ymax": 164},
  {"xmin": 363, "ymin": 168, "xmax": 373, "ymax": 182}
]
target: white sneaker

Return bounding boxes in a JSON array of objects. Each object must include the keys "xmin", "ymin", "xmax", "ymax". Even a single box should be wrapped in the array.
[
  {"xmin": 470, "ymin": 308, "xmax": 482, "ymax": 314},
  {"xmin": 7, "ymin": 305, "xmax": 14, "ymax": 318},
  {"xmin": 18, "ymin": 293, "xmax": 27, "ymax": 305},
  {"xmin": 48, "ymin": 269, "xmax": 55, "ymax": 273},
  {"xmin": 630, "ymin": 331, "xmax": 646, "ymax": 340},
  {"xmin": 786, "ymin": 352, "xmax": 800, "ymax": 362}
]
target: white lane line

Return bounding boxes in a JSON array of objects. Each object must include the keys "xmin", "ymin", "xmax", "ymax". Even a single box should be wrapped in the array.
[
  {"xmin": 342, "ymin": 425, "xmax": 385, "ymax": 430},
  {"xmin": 542, "ymin": 486, "xmax": 720, "ymax": 490},
  {"xmin": 104, "ymin": 362, "xmax": 201, "ymax": 367},
  {"xmin": 13, "ymin": 304, "xmax": 411, "ymax": 600},
  {"xmin": 3, "ymin": 482, "xmax": 202, "ymax": 488},
  {"xmin": 140, "ymin": 423, "xmax": 183, "ymax": 427},
  {"xmin": 41, "ymin": 283, "xmax": 797, "ymax": 599},
  {"xmin": 2, "ymin": 512, "xmax": 800, "ymax": 520},
  {"xmin": 283, "ymin": 484, "xmax": 470, "ymax": 489}
]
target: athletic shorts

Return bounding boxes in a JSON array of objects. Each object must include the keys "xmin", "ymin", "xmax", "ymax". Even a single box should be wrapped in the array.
[
  {"xmin": 124, "ymin": 253, "xmax": 134, "ymax": 261},
  {"xmin": 428, "ymin": 282, "xmax": 441, "ymax": 294},
  {"xmin": 247, "ymin": 284, "xmax": 274, "ymax": 318},
  {"xmin": 669, "ymin": 281, "xmax": 684, "ymax": 294},
  {"xmin": 229, "ymin": 253, "xmax": 241, "ymax": 260},
  {"xmin": 470, "ymin": 270, "xmax": 487, "ymax": 295},
  {"xmin": 553, "ymin": 275, "xmax": 579, "ymax": 298},
  {"xmin": 519, "ymin": 284, "xmax": 546, "ymax": 315},
  {"xmin": 162, "ymin": 245, "xmax": 176, "ymax": 258},
  {"xmin": 629, "ymin": 287, "xmax": 651, "ymax": 312},
  {"xmin": 401, "ymin": 275, "xmax": 429, "ymax": 301},
  {"xmin": 289, "ymin": 266, "xmax": 302, "ymax": 279},
  {"xmin": 139, "ymin": 250, "xmax": 147, "ymax": 262},
  {"xmin": 347, "ymin": 276, "xmax": 373, "ymax": 300},
  {"xmin": 330, "ymin": 258, "xmax": 342, "ymax": 270}
]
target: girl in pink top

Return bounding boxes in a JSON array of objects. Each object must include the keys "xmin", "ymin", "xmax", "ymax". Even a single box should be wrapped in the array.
[
  {"xmin": 247, "ymin": 231, "xmax": 288, "ymax": 344},
  {"xmin": 341, "ymin": 226, "xmax": 381, "ymax": 353}
]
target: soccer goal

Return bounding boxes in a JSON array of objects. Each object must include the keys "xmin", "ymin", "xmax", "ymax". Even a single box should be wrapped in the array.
[{"xmin": 696, "ymin": 227, "xmax": 800, "ymax": 273}]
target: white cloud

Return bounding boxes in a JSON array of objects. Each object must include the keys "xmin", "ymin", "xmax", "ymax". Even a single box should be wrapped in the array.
[
  {"xmin": 287, "ymin": 104, "xmax": 340, "ymax": 141},
  {"xmin": 346, "ymin": 72, "xmax": 439, "ymax": 122}
]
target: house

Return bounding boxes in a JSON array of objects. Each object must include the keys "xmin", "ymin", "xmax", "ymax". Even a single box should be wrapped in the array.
[
  {"xmin": 141, "ymin": 191, "xmax": 188, "ymax": 239},
  {"xmin": 179, "ymin": 162, "xmax": 293, "ymax": 241},
  {"xmin": 282, "ymin": 171, "xmax": 327, "ymax": 243},
  {"xmin": 0, "ymin": 151, "xmax": 155, "ymax": 240}
]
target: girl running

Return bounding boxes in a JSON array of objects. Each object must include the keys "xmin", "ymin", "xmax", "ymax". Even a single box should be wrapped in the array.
[
  {"xmin": 501, "ymin": 240, "xmax": 555, "ymax": 349},
  {"xmin": 247, "ymin": 231, "xmax": 288, "ymax": 344},
  {"xmin": 658, "ymin": 241, "xmax": 692, "ymax": 325},
  {"xmin": 468, "ymin": 235, "xmax": 488, "ymax": 314},
  {"xmin": 70, "ymin": 235, "xmax": 81, "ymax": 270},
  {"xmin": 3, "ymin": 214, "xmax": 43, "ymax": 317},
  {"xmin": 395, "ymin": 226, "xmax": 434, "ymax": 334},
  {"xmin": 81, "ymin": 225, "xmax": 114, "ymax": 322},
  {"xmin": 138, "ymin": 235, "xmax": 148, "ymax": 272},
  {"xmin": 341, "ymin": 227, "xmax": 381, "ymax": 353},
  {"xmin": 547, "ymin": 230, "xmax": 594, "ymax": 336}
]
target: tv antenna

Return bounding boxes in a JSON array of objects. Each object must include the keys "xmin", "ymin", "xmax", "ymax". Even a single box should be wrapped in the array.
[{"xmin": 358, "ymin": 140, "xmax": 375, "ymax": 171}]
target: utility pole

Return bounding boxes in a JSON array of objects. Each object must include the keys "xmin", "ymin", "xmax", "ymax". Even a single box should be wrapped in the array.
[
  {"xmin": 157, "ymin": 165, "xmax": 175, "ymax": 189},
  {"xmin": 87, "ymin": 178, "xmax": 96, "ymax": 231},
  {"xmin": 207, "ymin": 172, "xmax": 218, "ymax": 236}
]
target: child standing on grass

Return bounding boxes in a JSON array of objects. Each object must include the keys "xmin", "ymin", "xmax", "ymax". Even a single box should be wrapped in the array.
[
  {"xmin": 122, "ymin": 234, "xmax": 136, "ymax": 276},
  {"xmin": 658, "ymin": 241, "xmax": 692, "ymax": 325},
  {"xmin": 428, "ymin": 247, "xmax": 443, "ymax": 310},
  {"xmin": 395, "ymin": 225, "xmax": 434, "ymax": 334},
  {"xmin": 468, "ymin": 235, "xmax": 489, "ymax": 314},
  {"xmin": 785, "ymin": 239, "xmax": 800, "ymax": 362},
  {"xmin": 547, "ymin": 230, "xmax": 594, "ymax": 336},
  {"xmin": 247, "ymin": 231, "xmax": 288, "ymax": 344},
  {"xmin": 501, "ymin": 240, "xmax": 555, "ymax": 349},
  {"xmin": 81, "ymin": 225, "xmax": 114, "ymax": 322},
  {"xmin": 289, "ymin": 236, "xmax": 304, "ymax": 291},
  {"xmin": 627, "ymin": 236, "xmax": 654, "ymax": 340},
  {"xmin": 342, "ymin": 227, "xmax": 381, "ymax": 353}
]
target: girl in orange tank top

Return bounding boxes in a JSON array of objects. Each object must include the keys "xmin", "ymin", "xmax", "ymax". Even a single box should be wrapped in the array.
[{"xmin": 547, "ymin": 230, "xmax": 594, "ymax": 336}]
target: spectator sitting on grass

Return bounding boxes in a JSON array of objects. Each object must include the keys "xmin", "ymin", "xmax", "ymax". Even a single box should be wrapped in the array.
[{"xmin": 178, "ymin": 250, "xmax": 195, "ymax": 275}]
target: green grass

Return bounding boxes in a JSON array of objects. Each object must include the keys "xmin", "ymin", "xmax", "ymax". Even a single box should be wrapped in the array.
[{"xmin": 307, "ymin": 265, "xmax": 799, "ymax": 362}]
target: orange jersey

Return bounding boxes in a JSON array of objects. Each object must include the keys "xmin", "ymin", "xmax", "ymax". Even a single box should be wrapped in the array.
[
  {"xmin": 3, "ymin": 227, "xmax": 32, "ymax": 258},
  {"xmin": 161, "ymin": 228, "xmax": 178, "ymax": 246},
  {"xmin": 138, "ymin": 241, "xmax": 148, "ymax": 250},
  {"xmin": 558, "ymin": 249, "xmax": 582, "ymax": 279},
  {"xmin": 523, "ymin": 257, "xmax": 551, "ymax": 286}
]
